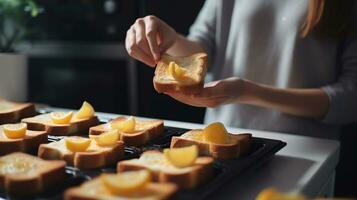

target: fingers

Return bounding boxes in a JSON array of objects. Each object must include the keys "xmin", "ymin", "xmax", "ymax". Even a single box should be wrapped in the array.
[
  {"xmin": 163, "ymin": 79, "xmax": 234, "ymax": 108},
  {"xmin": 195, "ymin": 81, "xmax": 223, "ymax": 98},
  {"xmin": 151, "ymin": 17, "xmax": 176, "ymax": 54},
  {"xmin": 126, "ymin": 15, "xmax": 172, "ymax": 66},
  {"xmin": 165, "ymin": 92, "xmax": 205, "ymax": 107},
  {"xmin": 125, "ymin": 26, "xmax": 156, "ymax": 67},
  {"xmin": 166, "ymin": 91, "xmax": 227, "ymax": 108},
  {"xmin": 145, "ymin": 16, "xmax": 161, "ymax": 61},
  {"xmin": 158, "ymin": 36, "xmax": 173, "ymax": 53},
  {"xmin": 158, "ymin": 26, "xmax": 176, "ymax": 53},
  {"xmin": 134, "ymin": 19, "xmax": 152, "ymax": 56}
]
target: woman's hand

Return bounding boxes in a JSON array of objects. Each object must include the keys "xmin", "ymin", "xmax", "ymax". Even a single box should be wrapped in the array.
[
  {"xmin": 125, "ymin": 15, "xmax": 178, "ymax": 67},
  {"xmin": 165, "ymin": 77, "xmax": 249, "ymax": 107},
  {"xmin": 165, "ymin": 76, "xmax": 329, "ymax": 119}
]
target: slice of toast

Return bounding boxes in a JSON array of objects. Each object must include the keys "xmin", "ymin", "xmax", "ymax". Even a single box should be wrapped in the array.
[
  {"xmin": 170, "ymin": 130, "xmax": 252, "ymax": 159},
  {"xmin": 153, "ymin": 53, "xmax": 208, "ymax": 93},
  {"xmin": 38, "ymin": 137, "xmax": 125, "ymax": 169},
  {"xmin": 89, "ymin": 117, "xmax": 164, "ymax": 146},
  {"xmin": 117, "ymin": 150, "xmax": 213, "ymax": 189},
  {"xmin": 22, "ymin": 113, "xmax": 99, "ymax": 136},
  {"xmin": 64, "ymin": 174, "xmax": 177, "ymax": 200},
  {"xmin": 0, "ymin": 125, "xmax": 47, "ymax": 156},
  {"xmin": 0, "ymin": 152, "xmax": 66, "ymax": 196},
  {"xmin": 0, "ymin": 99, "xmax": 36, "ymax": 124}
]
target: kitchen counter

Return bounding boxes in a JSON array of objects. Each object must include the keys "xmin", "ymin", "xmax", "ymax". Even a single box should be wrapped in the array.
[
  {"xmin": 95, "ymin": 111, "xmax": 339, "ymax": 199},
  {"xmin": 49, "ymin": 108, "xmax": 339, "ymax": 199}
]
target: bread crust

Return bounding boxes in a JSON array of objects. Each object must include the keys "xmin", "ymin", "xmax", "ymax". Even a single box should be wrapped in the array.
[
  {"xmin": 22, "ymin": 114, "xmax": 100, "ymax": 136},
  {"xmin": 153, "ymin": 53, "xmax": 208, "ymax": 94},
  {"xmin": 38, "ymin": 139, "xmax": 125, "ymax": 169},
  {"xmin": 0, "ymin": 101, "xmax": 36, "ymax": 124},
  {"xmin": 117, "ymin": 151, "xmax": 214, "ymax": 189},
  {"xmin": 0, "ymin": 152, "xmax": 66, "ymax": 196},
  {"xmin": 171, "ymin": 130, "xmax": 252, "ymax": 159},
  {"xmin": 0, "ymin": 127, "xmax": 47, "ymax": 156},
  {"xmin": 89, "ymin": 117, "xmax": 164, "ymax": 146},
  {"xmin": 153, "ymin": 81, "xmax": 204, "ymax": 94},
  {"xmin": 64, "ymin": 177, "xmax": 177, "ymax": 200}
]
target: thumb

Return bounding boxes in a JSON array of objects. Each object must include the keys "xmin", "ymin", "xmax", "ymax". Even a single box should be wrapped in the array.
[
  {"xmin": 158, "ymin": 31, "xmax": 175, "ymax": 53},
  {"xmin": 159, "ymin": 39, "xmax": 173, "ymax": 53}
]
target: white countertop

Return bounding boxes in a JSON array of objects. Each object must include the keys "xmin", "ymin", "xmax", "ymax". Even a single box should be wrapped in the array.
[{"xmin": 51, "ymin": 109, "xmax": 340, "ymax": 199}]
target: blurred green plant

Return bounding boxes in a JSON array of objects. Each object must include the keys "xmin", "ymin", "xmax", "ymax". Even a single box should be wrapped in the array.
[{"xmin": 0, "ymin": 0, "xmax": 39, "ymax": 52}]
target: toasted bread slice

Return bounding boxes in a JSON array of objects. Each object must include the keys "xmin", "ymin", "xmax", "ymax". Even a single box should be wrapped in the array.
[
  {"xmin": 22, "ymin": 113, "xmax": 99, "ymax": 136},
  {"xmin": 117, "ymin": 151, "xmax": 213, "ymax": 189},
  {"xmin": 0, "ymin": 99, "xmax": 36, "ymax": 124},
  {"xmin": 0, "ymin": 124, "xmax": 47, "ymax": 156},
  {"xmin": 0, "ymin": 152, "xmax": 66, "ymax": 196},
  {"xmin": 64, "ymin": 174, "xmax": 177, "ymax": 200},
  {"xmin": 153, "ymin": 53, "xmax": 207, "ymax": 93},
  {"xmin": 38, "ymin": 136, "xmax": 124, "ymax": 169},
  {"xmin": 171, "ymin": 130, "xmax": 252, "ymax": 159},
  {"xmin": 89, "ymin": 117, "xmax": 164, "ymax": 146}
]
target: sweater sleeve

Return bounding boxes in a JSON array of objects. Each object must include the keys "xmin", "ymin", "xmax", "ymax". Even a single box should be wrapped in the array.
[
  {"xmin": 321, "ymin": 2, "xmax": 357, "ymax": 124},
  {"xmin": 187, "ymin": 0, "xmax": 218, "ymax": 64},
  {"xmin": 321, "ymin": 37, "xmax": 357, "ymax": 124}
]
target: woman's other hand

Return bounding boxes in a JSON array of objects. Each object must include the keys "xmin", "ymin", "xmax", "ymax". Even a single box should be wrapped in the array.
[
  {"xmin": 125, "ymin": 15, "xmax": 178, "ymax": 67},
  {"xmin": 165, "ymin": 76, "xmax": 329, "ymax": 119},
  {"xmin": 165, "ymin": 77, "xmax": 251, "ymax": 108}
]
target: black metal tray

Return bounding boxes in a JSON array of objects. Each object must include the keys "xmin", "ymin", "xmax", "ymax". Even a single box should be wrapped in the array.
[{"xmin": 0, "ymin": 114, "xmax": 286, "ymax": 200}]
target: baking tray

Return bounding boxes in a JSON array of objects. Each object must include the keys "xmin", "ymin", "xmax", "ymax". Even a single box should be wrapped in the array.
[{"xmin": 0, "ymin": 112, "xmax": 286, "ymax": 200}]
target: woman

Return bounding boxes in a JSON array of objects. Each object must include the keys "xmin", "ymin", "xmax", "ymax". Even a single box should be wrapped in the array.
[{"xmin": 125, "ymin": 0, "xmax": 357, "ymax": 139}]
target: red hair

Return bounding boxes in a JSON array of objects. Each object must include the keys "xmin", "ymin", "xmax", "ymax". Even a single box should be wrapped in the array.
[{"xmin": 301, "ymin": 0, "xmax": 325, "ymax": 37}]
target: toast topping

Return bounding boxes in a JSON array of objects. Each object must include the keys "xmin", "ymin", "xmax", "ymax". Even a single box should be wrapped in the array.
[
  {"xmin": 101, "ymin": 170, "xmax": 151, "ymax": 195},
  {"xmin": 180, "ymin": 129, "xmax": 240, "ymax": 145},
  {"xmin": 203, "ymin": 122, "xmax": 229, "ymax": 144},
  {"xmin": 168, "ymin": 61, "xmax": 189, "ymax": 81},
  {"xmin": 90, "ymin": 130, "xmax": 119, "ymax": 146},
  {"xmin": 3, "ymin": 123, "xmax": 27, "ymax": 139},
  {"xmin": 65, "ymin": 137, "xmax": 91, "ymax": 152},
  {"xmin": 164, "ymin": 145, "xmax": 198, "ymax": 168},
  {"xmin": 180, "ymin": 130, "xmax": 204, "ymax": 141},
  {"xmin": 135, "ymin": 151, "xmax": 196, "ymax": 172},
  {"xmin": 111, "ymin": 116, "xmax": 136, "ymax": 133},
  {"xmin": 139, "ymin": 152, "xmax": 168, "ymax": 167},
  {"xmin": 51, "ymin": 111, "xmax": 73, "ymax": 124},
  {"xmin": 74, "ymin": 101, "xmax": 95, "ymax": 120},
  {"xmin": 0, "ymin": 156, "xmax": 36, "ymax": 174},
  {"xmin": 256, "ymin": 188, "xmax": 306, "ymax": 200},
  {"xmin": 0, "ymin": 102, "xmax": 16, "ymax": 113}
]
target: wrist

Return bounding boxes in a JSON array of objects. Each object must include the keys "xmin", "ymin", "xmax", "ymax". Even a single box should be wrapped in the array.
[{"xmin": 236, "ymin": 79, "xmax": 263, "ymax": 104}]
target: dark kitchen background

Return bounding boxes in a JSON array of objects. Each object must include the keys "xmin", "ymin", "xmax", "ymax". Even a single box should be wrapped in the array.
[
  {"xmin": 9, "ymin": 0, "xmax": 357, "ymax": 198},
  {"xmin": 21, "ymin": 0, "xmax": 206, "ymax": 123}
]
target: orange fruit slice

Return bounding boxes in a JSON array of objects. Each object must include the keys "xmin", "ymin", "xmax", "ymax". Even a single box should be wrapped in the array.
[
  {"xmin": 90, "ymin": 130, "xmax": 119, "ymax": 146},
  {"xmin": 164, "ymin": 145, "xmax": 198, "ymax": 168},
  {"xmin": 203, "ymin": 122, "xmax": 228, "ymax": 144},
  {"xmin": 111, "ymin": 116, "xmax": 136, "ymax": 133},
  {"xmin": 3, "ymin": 123, "xmax": 27, "ymax": 139},
  {"xmin": 256, "ymin": 188, "xmax": 281, "ymax": 200},
  {"xmin": 101, "ymin": 170, "xmax": 151, "ymax": 195},
  {"xmin": 65, "ymin": 137, "xmax": 91, "ymax": 152},
  {"xmin": 50, "ymin": 111, "xmax": 73, "ymax": 124},
  {"xmin": 256, "ymin": 188, "xmax": 306, "ymax": 200},
  {"xmin": 75, "ymin": 101, "xmax": 95, "ymax": 119},
  {"xmin": 168, "ymin": 61, "xmax": 188, "ymax": 81}
]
